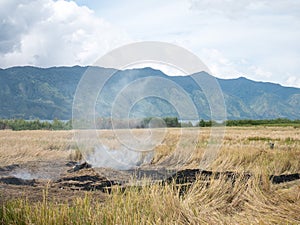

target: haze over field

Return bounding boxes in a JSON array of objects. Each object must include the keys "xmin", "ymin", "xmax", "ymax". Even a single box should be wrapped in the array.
[{"xmin": 0, "ymin": 0, "xmax": 300, "ymax": 87}]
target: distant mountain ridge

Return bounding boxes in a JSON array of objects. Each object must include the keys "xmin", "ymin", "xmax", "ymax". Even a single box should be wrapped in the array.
[{"xmin": 0, "ymin": 66, "xmax": 299, "ymax": 120}]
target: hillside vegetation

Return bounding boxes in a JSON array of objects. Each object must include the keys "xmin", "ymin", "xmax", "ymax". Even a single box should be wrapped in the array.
[{"xmin": 1, "ymin": 66, "xmax": 299, "ymax": 120}]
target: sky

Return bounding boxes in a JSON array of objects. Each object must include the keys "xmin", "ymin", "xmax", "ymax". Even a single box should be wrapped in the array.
[{"xmin": 0, "ymin": 0, "xmax": 300, "ymax": 87}]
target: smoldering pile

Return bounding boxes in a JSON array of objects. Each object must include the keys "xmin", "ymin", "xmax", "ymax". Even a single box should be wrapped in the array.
[{"xmin": 0, "ymin": 161, "xmax": 300, "ymax": 194}]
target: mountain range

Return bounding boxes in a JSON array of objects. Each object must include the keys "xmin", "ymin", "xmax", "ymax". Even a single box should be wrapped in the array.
[{"xmin": 0, "ymin": 66, "xmax": 299, "ymax": 120}]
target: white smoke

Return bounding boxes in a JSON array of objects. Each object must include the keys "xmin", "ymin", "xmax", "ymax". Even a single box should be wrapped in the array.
[
  {"xmin": 10, "ymin": 169, "xmax": 53, "ymax": 180},
  {"xmin": 86, "ymin": 145, "xmax": 154, "ymax": 170}
]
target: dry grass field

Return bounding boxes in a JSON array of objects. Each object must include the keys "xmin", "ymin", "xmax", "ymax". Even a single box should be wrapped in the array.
[{"xmin": 0, "ymin": 126, "xmax": 300, "ymax": 224}]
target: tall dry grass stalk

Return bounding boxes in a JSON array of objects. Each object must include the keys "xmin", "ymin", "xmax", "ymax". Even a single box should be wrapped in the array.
[{"xmin": 1, "ymin": 175, "xmax": 299, "ymax": 224}]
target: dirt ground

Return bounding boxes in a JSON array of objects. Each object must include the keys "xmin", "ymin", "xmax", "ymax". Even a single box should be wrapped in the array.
[
  {"xmin": 1, "ymin": 159, "xmax": 300, "ymax": 206},
  {"xmin": 0, "ymin": 160, "xmax": 177, "ymax": 204},
  {"xmin": 0, "ymin": 160, "xmax": 107, "ymax": 204}
]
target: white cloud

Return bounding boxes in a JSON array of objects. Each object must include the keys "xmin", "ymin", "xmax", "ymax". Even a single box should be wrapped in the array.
[
  {"xmin": 97, "ymin": 0, "xmax": 299, "ymax": 87},
  {"xmin": 0, "ymin": 0, "xmax": 131, "ymax": 68},
  {"xmin": 189, "ymin": 0, "xmax": 300, "ymax": 18},
  {"xmin": 0, "ymin": 0, "xmax": 47, "ymax": 54},
  {"xmin": 198, "ymin": 48, "xmax": 277, "ymax": 84},
  {"xmin": 284, "ymin": 76, "xmax": 300, "ymax": 88},
  {"xmin": 183, "ymin": 0, "xmax": 300, "ymax": 87},
  {"xmin": 199, "ymin": 48, "xmax": 243, "ymax": 79},
  {"xmin": 249, "ymin": 66, "xmax": 273, "ymax": 79},
  {"xmin": 125, "ymin": 62, "xmax": 186, "ymax": 76}
]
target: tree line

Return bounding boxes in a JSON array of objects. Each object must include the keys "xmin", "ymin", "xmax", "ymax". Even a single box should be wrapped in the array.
[
  {"xmin": 0, "ymin": 118, "xmax": 299, "ymax": 131},
  {"xmin": 0, "ymin": 119, "xmax": 72, "ymax": 131},
  {"xmin": 224, "ymin": 118, "xmax": 300, "ymax": 127}
]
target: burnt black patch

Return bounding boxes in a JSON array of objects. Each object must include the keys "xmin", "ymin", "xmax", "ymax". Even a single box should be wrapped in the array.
[
  {"xmin": 270, "ymin": 173, "xmax": 300, "ymax": 184},
  {"xmin": 67, "ymin": 162, "xmax": 92, "ymax": 172},
  {"xmin": 0, "ymin": 176, "xmax": 36, "ymax": 186}
]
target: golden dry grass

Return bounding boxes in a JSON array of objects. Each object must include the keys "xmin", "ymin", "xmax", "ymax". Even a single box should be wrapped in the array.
[
  {"xmin": 0, "ymin": 126, "xmax": 300, "ymax": 224},
  {"xmin": 1, "ymin": 126, "xmax": 299, "ymax": 172},
  {"xmin": 0, "ymin": 130, "xmax": 74, "ymax": 166}
]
